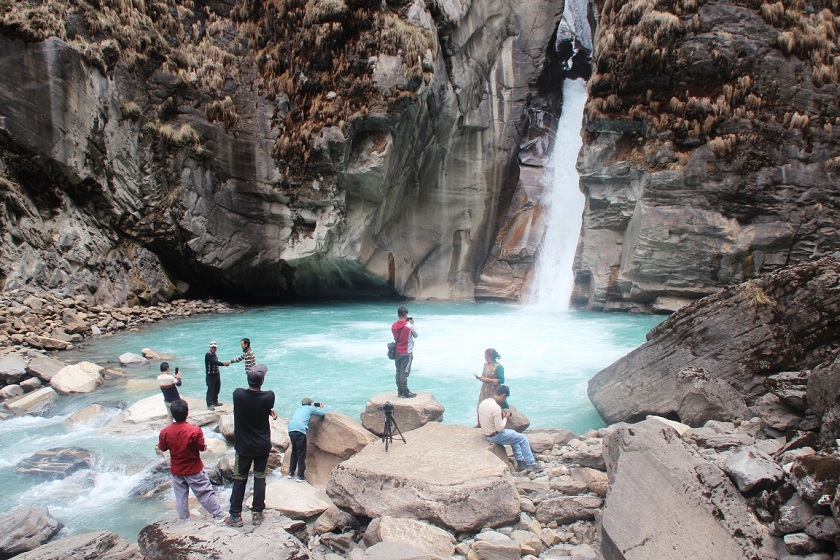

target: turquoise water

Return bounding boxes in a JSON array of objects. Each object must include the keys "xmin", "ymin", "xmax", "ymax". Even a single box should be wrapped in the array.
[{"xmin": 0, "ymin": 301, "xmax": 662, "ymax": 540}]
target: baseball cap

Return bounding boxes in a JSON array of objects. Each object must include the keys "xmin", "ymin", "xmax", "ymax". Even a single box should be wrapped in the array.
[
  {"xmin": 247, "ymin": 364, "xmax": 268, "ymax": 386},
  {"xmin": 209, "ymin": 341, "xmax": 218, "ymax": 347}
]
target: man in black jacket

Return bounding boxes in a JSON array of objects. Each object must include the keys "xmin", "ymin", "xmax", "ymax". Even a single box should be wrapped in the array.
[
  {"xmin": 205, "ymin": 341, "xmax": 228, "ymax": 409},
  {"xmin": 226, "ymin": 364, "xmax": 276, "ymax": 527}
]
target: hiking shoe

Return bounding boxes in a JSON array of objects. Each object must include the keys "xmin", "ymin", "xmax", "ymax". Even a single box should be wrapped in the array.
[
  {"xmin": 516, "ymin": 460, "xmax": 527, "ymax": 472},
  {"xmin": 403, "ymin": 391, "xmax": 417, "ymax": 398},
  {"xmin": 213, "ymin": 514, "xmax": 228, "ymax": 524},
  {"xmin": 526, "ymin": 463, "xmax": 544, "ymax": 474},
  {"xmin": 287, "ymin": 472, "xmax": 295, "ymax": 479},
  {"xmin": 297, "ymin": 476, "xmax": 306, "ymax": 483},
  {"xmin": 225, "ymin": 514, "xmax": 243, "ymax": 527},
  {"xmin": 214, "ymin": 401, "xmax": 224, "ymax": 406},
  {"xmin": 252, "ymin": 511, "xmax": 264, "ymax": 526}
]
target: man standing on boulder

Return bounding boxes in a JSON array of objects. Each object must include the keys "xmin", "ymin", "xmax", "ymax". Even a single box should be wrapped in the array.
[
  {"xmin": 228, "ymin": 337, "xmax": 255, "ymax": 376},
  {"xmin": 227, "ymin": 364, "xmax": 276, "ymax": 527},
  {"xmin": 205, "ymin": 341, "xmax": 228, "ymax": 410},
  {"xmin": 478, "ymin": 385, "xmax": 542, "ymax": 473},
  {"xmin": 391, "ymin": 306, "xmax": 418, "ymax": 398},
  {"xmin": 157, "ymin": 361, "xmax": 182, "ymax": 424}
]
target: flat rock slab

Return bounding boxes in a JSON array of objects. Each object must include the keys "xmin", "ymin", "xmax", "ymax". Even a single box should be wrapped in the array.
[
  {"xmin": 4, "ymin": 387, "xmax": 58, "ymax": 416},
  {"xmin": 16, "ymin": 447, "xmax": 95, "ymax": 479},
  {"xmin": 601, "ymin": 419, "xmax": 783, "ymax": 559},
  {"xmin": 360, "ymin": 392, "xmax": 444, "ymax": 435},
  {"xmin": 102, "ymin": 396, "xmax": 215, "ymax": 434},
  {"xmin": 327, "ymin": 423, "xmax": 518, "ymax": 532},
  {"xmin": 255, "ymin": 478, "xmax": 334, "ymax": 519},
  {"xmin": 10, "ymin": 530, "xmax": 141, "ymax": 560},
  {"xmin": 138, "ymin": 515, "xmax": 312, "ymax": 559}
]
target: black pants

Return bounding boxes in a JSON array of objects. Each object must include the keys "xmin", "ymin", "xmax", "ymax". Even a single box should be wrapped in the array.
[
  {"xmin": 206, "ymin": 375, "xmax": 221, "ymax": 406},
  {"xmin": 229, "ymin": 453, "xmax": 268, "ymax": 515},
  {"xmin": 288, "ymin": 431, "xmax": 307, "ymax": 478}
]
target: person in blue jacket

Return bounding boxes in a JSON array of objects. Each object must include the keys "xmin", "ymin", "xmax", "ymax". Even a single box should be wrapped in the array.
[{"xmin": 286, "ymin": 398, "xmax": 326, "ymax": 483}]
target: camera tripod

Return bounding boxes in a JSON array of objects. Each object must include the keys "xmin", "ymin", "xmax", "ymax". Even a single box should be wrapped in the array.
[{"xmin": 382, "ymin": 412, "xmax": 406, "ymax": 452}]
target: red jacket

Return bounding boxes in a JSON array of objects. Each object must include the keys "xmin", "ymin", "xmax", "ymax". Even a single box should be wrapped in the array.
[
  {"xmin": 158, "ymin": 422, "xmax": 206, "ymax": 476},
  {"xmin": 391, "ymin": 320, "xmax": 411, "ymax": 354}
]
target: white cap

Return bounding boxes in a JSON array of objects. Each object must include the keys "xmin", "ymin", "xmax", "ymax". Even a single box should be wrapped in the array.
[{"xmin": 210, "ymin": 341, "xmax": 218, "ymax": 347}]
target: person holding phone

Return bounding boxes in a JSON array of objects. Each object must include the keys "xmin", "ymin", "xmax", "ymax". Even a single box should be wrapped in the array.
[
  {"xmin": 390, "ymin": 306, "xmax": 419, "ymax": 398},
  {"xmin": 286, "ymin": 398, "xmax": 326, "ymax": 483},
  {"xmin": 157, "ymin": 361, "xmax": 182, "ymax": 424}
]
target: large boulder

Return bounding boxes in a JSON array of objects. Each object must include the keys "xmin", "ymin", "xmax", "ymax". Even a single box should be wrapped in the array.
[
  {"xmin": 0, "ymin": 353, "xmax": 28, "ymax": 384},
  {"xmin": 0, "ymin": 506, "xmax": 63, "ymax": 558},
  {"xmin": 61, "ymin": 309, "xmax": 87, "ymax": 334},
  {"xmin": 10, "ymin": 530, "xmax": 141, "ymax": 560},
  {"xmin": 327, "ymin": 423, "xmax": 518, "ymax": 532},
  {"xmin": 722, "ymin": 446, "xmax": 785, "ymax": 493},
  {"xmin": 137, "ymin": 516, "xmax": 311, "ymax": 559},
  {"xmin": 257, "ymin": 478, "xmax": 333, "ymax": 519},
  {"xmin": 675, "ymin": 367, "xmax": 751, "ymax": 427},
  {"xmin": 363, "ymin": 515, "xmax": 456, "ymax": 558},
  {"xmin": 16, "ymin": 447, "xmax": 95, "ymax": 478},
  {"xmin": 807, "ymin": 350, "xmax": 840, "ymax": 417},
  {"xmin": 589, "ymin": 259, "xmax": 840, "ymax": 425},
  {"xmin": 299, "ymin": 412, "xmax": 378, "ymax": 487},
  {"xmin": 25, "ymin": 357, "xmax": 67, "ymax": 383},
  {"xmin": 601, "ymin": 419, "xmax": 782, "ymax": 559},
  {"xmin": 360, "ymin": 392, "xmax": 444, "ymax": 436},
  {"xmin": 4, "ymin": 387, "xmax": 58, "ymax": 416},
  {"xmin": 103, "ymin": 396, "xmax": 213, "ymax": 434},
  {"xmin": 50, "ymin": 362, "xmax": 104, "ymax": 394}
]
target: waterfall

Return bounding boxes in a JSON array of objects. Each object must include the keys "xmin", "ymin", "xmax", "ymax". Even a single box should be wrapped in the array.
[{"xmin": 532, "ymin": 78, "xmax": 588, "ymax": 309}]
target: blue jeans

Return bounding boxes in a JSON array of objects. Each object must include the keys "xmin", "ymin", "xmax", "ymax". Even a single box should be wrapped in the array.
[{"xmin": 486, "ymin": 429, "xmax": 535, "ymax": 465}]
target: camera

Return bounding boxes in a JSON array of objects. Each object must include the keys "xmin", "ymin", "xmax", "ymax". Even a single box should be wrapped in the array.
[
  {"xmin": 377, "ymin": 401, "xmax": 394, "ymax": 415},
  {"xmin": 408, "ymin": 317, "xmax": 414, "ymax": 321},
  {"xmin": 313, "ymin": 402, "xmax": 323, "ymax": 408},
  {"xmin": 174, "ymin": 367, "xmax": 179, "ymax": 374}
]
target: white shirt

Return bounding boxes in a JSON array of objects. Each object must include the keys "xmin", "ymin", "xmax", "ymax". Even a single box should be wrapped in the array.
[
  {"xmin": 406, "ymin": 322, "xmax": 418, "ymax": 353},
  {"xmin": 477, "ymin": 397, "xmax": 506, "ymax": 436}
]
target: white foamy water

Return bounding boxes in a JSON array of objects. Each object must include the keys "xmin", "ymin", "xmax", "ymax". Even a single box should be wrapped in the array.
[{"xmin": 532, "ymin": 78, "xmax": 589, "ymax": 310}]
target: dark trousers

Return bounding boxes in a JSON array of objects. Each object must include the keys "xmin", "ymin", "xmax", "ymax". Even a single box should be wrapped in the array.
[
  {"xmin": 288, "ymin": 431, "xmax": 307, "ymax": 477},
  {"xmin": 394, "ymin": 353, "xmax": 413, "ymax": 394},
  {"xmin": 205, "ymin": 375, "xmax": 221, "ymax": 406},
  {"xmin": 229, "ymin": 453, "xmax": 268, "ymax": 515}
]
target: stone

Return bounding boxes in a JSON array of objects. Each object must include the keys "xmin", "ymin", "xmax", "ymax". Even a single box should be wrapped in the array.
[
  {"xmin": 25, "ymin": 356, "xmax": 67, "ymax": 382},
  {"xmin": 118, "ymin": 352, "xmax": 149, "ymax": 366},
  {"xmin": 141, "ymin": 348, "xmax": 172, "ymax": 360},
  {"xmin": 361, "ymin": 541, "xmax": 436, "ymax": 560},
  {"xmin": 5, "ymin": 387, "xmax": 58, "ymax": 416},
  {"xmin": 675, "ymin": 366, "xmax": 752, "ymax": 427},
  {"xmin": 805, "ymin": 515, "xmax": 839, "ymax": 541},
  {"xmin": 806, "ymin": 351, "xmax": 840, "ymax": 417},
  {"xmin": 766, "ymin": 370, "xmax": 809, "ymax": 412},
  {"xmin": 789, "ymin": 451, "xmax": 840, "ymax": 505},
  {"xmin": 314, "ymin": 505, "xmax": 360, "ymax": 535},
  {"xmin": 752, "ymin": 393, "xmax": 803, "ymax": 431},
  {"xmin": 0, "ymin": 506, "xmax": 63, "ymax": 558},
  {"xmin": 526, "ymin": 432, "xmax": 556, "ymax": 454},
  {"xmin": 327, "ymin": 423, "xmax": 519, "ymax": 532},
  {"xmin": 588, "ymin": 260, "xmax": 840, "ymax": 424},
  {"xmin": 20, "ymin": 377, "xmax": 43, "ymax": 392},
  {"xmin": 103, "ymin": 396, "xmax": 213, "ymax": 433},
  {"xmin": 61, "ymin": 309, "xmax": 86, "ymax": 334},
  {"xmin": 510, "ymin": 529, "xmax": 543, "ymax": 555},
  {"xmin": 360, "ymin": 392, "xmax": 444, "ymax": 436},
  {"xmin": 535, "ymin": 495, "xmax": 603, "ymax": 525},
  {"xmin": 64, "ymin": 404, "xmax": 108, "ymax": 427},
  {"xmin": 50, "ymin": 361, "xmax": 104, "ymax": 394},
  {"xmin": 203, "ymin": 437, "xmax": 228, "ymax": 456},
  {"xmin": 16, "ymin": 447, "xmax": 95, "ymax": 478},
  {"xmin": 784, "ymin": 533, "xmax": 823, "ymax": 555},
  {"xmin": 468, "ymin": 539, "xmax": 521, "ymax": 560},
  {"xmin": 129, "ymin": 461, "xmax": 171, "ymax": 498},
  {"xmin": 219, "ymin": 413, "xmax": 234, "ymax": 441},
  {"xmin": 24, "ymin": 336, "xmax": 70, "ymax": 351},
  {"xmin": 301, "ymin": 412, "xmax": 378, "ymax": 487},
  {"xmin": 257, "ymin": 478, "xmax": 333, "ymax": 519},
  {"xmin": 569, "ymin": 467, "xmax": 609, "ymax": 497},
  {"xmin": 137, "ymin": 516, "xmax": 311, "ymax": 559},
  {"xmin": 722, "ymin": 446, "xmax": 785, "ymax": 493},
  {"xmin": 0, "ymin": 353, "xmax": 28, "ymax": 384},
  {"xmin": 775, "ymin": 494, "xmax": 817, "ymax": 534},
  {"xmin": 270, "ymin": 415, "xmax": 290, "ymax": 451},
  {"xmin": 601, "ymin": 419, "xmax": 781, "ymax": 559},
  {"xmin": 10, "ymin": 531, "xmax": 141, "ymax": 560},
  {"xmin": 363, "ymin": 516, "xmax": 456, "ymax": 557},
  {"xmin": 0, "ymin": 384, "xmax": 24, "ymax": 400}
]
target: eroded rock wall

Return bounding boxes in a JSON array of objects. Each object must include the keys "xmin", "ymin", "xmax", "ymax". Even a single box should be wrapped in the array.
[
  {"xmin": 575, "ymin": 0, "xmax": 840, "ymax": 312},
  {"xmin": 0, "ymin": 0, "xmax": 563, "ymax": 304}
]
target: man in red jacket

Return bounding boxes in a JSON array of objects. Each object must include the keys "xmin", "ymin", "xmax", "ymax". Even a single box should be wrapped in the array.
[{"xmin": 157, "ymin": 399, "xmax": 226, "ymax": 522}]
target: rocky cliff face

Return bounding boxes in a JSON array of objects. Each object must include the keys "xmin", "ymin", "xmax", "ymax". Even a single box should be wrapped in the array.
[
  {"xmin": 575, "ymin": 0, "xmax": 840, "ymax": 312},
  {"xmin": 0, "ymin": 0, "xmax": 565, "ymax": 304}
]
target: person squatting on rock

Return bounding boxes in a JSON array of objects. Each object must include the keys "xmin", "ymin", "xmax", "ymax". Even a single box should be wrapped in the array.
[
  {"xmin": 227, "ymin": 364, "xmax": 276, "ymax": 527},
  {"xmin": 286, "ymin": 397, "xmax": 326, "ymax": 483},
  {"xmin": 228, "ymin": 337, "xmax": 255, "ymax": 375},
  {"xmin": 205, "ymin": 340, "xmax": 228, "ymax": 410},
  {"xmin": 478, "ymin": 385, "xmax": 543, "ymax": 473},
  {"xmin": 157, "ymin": 361, "xmax": 182, "ymax": 424},
  {"xmin": 391, "ymin": 306, "xmax": 418, "ymax": 398},
  {"xmin": 156, "ymin": 399, "xmax": 226, "ymax": 523}
]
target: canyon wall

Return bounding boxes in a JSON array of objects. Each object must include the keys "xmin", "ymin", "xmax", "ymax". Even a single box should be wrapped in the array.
[
  {"xmin": 0, "ymin": 0, "xmax": 563, "ymax": 304},
  {"xmin": 574, "ymin": 0, "xmax": 840, "ymax": 312}
]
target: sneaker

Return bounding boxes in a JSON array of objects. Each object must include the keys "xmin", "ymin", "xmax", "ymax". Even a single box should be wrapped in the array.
[
  {"xmin": 297, "ymin": 476, "xmax": 306, "ymax": 483},
  {"xmin": 207, "ymin": 405, "xmax": 216, "ymax": 410},
  {"xmin": 252, "ymin": 511, "xmax": 264, "ymax": 526},
  {"xmin": 403, "ymin": 391, "xmax": 417, "ymax": 398},
  {"xmin": 213, "ymin": 514, "xmax": 228, "ymax": 524},
  {"xmin": 287, "ymin": 473, "xmax": 294, "ymax": 479},
  {"xmin": 516, "ymin": 460, "xmax": 527, "ymax": 472},
  {"xmin": 214, "ymin": 402, "xmax": 224, "ymax": 406},
  {"xmin": 225, "ymin": 514, "xmax": 243, "ymax": 527},
  {"xmin": 526, "ymin": 463, "xmax": 544, "ymax": 474}
]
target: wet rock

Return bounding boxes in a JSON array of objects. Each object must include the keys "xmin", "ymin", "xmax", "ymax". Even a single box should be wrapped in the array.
[
  {"xmin": 129, "ymin": 461, "xmax": 172, "ymax": 498},
  {"xmin": 0, "ymin": 506, "xmax": 63, "ymax": 558},
  {"xmin": 360, "ymin": 392, "xmax": 444, "ymax": 436},
  {"xmin": 327, "ymin": 423, "xmax": 518, "ymax": 532},
  {"xmin": 118, "ymin": 353, "xmax": 149, "ymax": 367},
  {"xmin": 16, "ymin": 447, "xmax": 95, "ymax": 478},
  {"xmin": 9, "ymin": 530, "xmax": 141, "ymax": 560},
  {"xmin": 363, "ymin": 516, "xmax": 455, "ymax": 557},
  {"xmin": 4, "ymin": 387, "xmax": 58, "ymax": 416}
]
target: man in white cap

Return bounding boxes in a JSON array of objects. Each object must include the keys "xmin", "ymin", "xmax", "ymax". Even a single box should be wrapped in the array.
[{"xmin": 204, "ymin": 341, "xmax": 228, "ymax": 410}]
